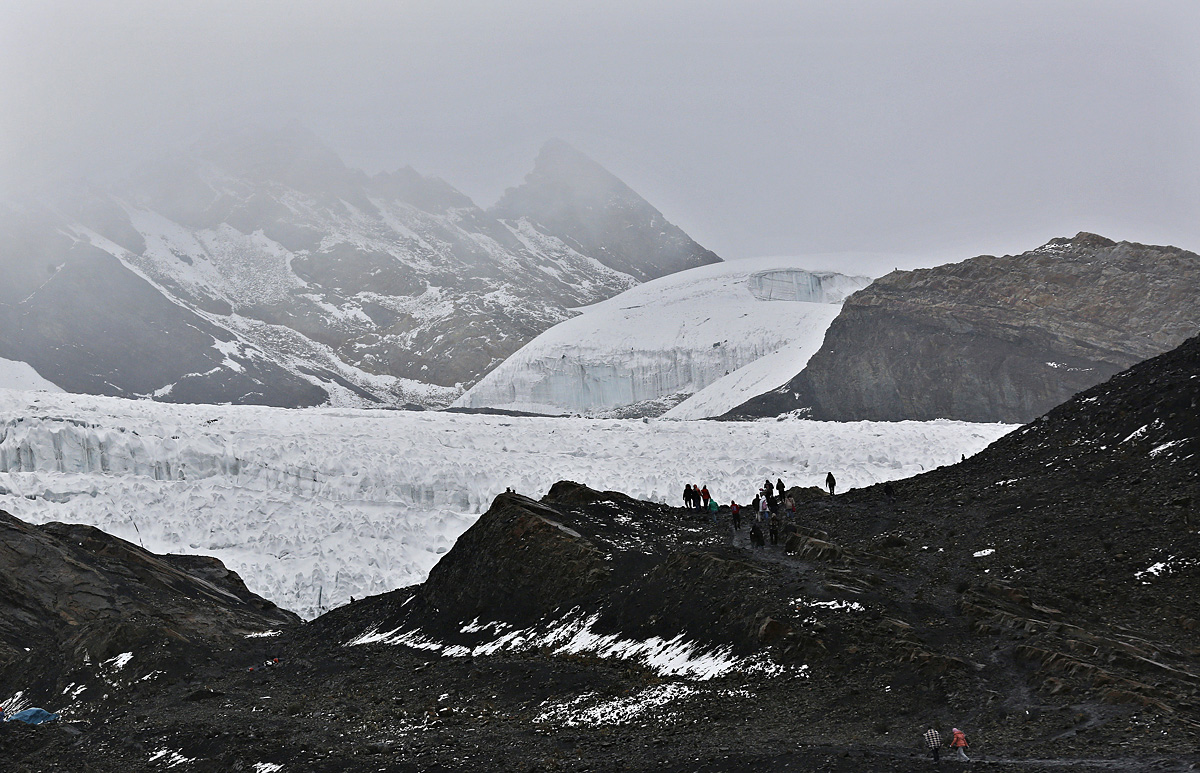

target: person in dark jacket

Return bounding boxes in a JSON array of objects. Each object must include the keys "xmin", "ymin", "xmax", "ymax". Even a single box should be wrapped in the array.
[
  {"xmin": 750, "ymin": 522, "xmax": 765, "ymax": 548},
  {"xmin": 923, "ymin": 727, "xmax": 943, "ymax": 763},
  {"xmin": 825, "ymin": 472, "xmax": 837, "ymax": 496},
  {"xmin": 730, "ymin": 501, "xmax": 742, "ymax": 530},
  {"xmin": 683, "ymin": 484, "xmax": 694, "ymax": 509},
  {"xmin": 768, "ymin": 513, "xmax": 780, "ymax": 545},
  {"xmin": 775, "ymin": 478, "xmax": 785, "ymax": 500}
]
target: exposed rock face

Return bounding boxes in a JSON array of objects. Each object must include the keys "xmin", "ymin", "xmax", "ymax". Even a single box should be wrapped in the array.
[
  {"xmin": 0, "ymin": 510, "xmax": 298, "ymax": 699},
  {"xmin": 729, "ymin": 233, "xmax": 1200, "ymax": 422},
  {"xmin": 0, "ymin": 129, "xmax": 718, "ymax": 407}
]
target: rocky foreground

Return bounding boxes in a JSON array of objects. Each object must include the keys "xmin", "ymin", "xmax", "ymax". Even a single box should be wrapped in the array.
[{"xmin": 0, "ymin": 336, "xmax": 1197, "ymax": 771}]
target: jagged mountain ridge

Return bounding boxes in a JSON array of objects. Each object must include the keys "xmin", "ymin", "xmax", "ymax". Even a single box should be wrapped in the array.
[
  {"xmin": 728, "ymin": 233, "xmax": 1200, "ymax": 423},
  {"xmin": 0, "ymin": 127, "xmax": 719, "ymax": 407}
]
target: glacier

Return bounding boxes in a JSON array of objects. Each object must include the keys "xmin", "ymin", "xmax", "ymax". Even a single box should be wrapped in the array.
[
  {"xmin": 453, "ymin": 257, "xmax": 871, "ymax": 417},
  {"xmin": 0, "ymin": 388, "xmax": 1014, "ymax": 619}
]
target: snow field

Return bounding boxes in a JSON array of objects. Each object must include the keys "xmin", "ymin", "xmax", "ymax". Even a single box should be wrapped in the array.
[
  {"xmin": 0, "ymin": 358, "xmax": 62, "ymax": 393},
  {"xmin": 0, "ymin": 389, "xmax": 1014, "ymax": 619},
  {"xmin": 454, "ymin": 257, "xmax": 870, "ymax": 417}
]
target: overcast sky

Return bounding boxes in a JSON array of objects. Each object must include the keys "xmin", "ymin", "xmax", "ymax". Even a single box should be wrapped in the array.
[{"xmin": 3, "ymin": 0, "xmax": 1198, "ymax": 274}]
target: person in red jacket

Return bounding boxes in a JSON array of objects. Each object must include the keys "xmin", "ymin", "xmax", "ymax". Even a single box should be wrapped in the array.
[{"xmin": 950, "ymin": 727, "xmax": 970, "ymax": 761}]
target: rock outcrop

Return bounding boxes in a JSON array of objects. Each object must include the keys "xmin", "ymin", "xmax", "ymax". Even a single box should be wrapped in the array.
[
  {"xmin": 728, "ymin": 233, "xmax": 1200, "ymax": 422},
  {"xmin": 0, "ymin": 510, "xmax": 298, "ymax": 699}
]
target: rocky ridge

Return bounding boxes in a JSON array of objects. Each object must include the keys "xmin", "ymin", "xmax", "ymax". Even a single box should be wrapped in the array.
[
  {"xmin": 729, "ymin": 233, "xmax": 1200, "ymax": 422},
  {"xmin": 0, "ymin": 511, "xmax": 298, "ymax": 712},
  {"xmin": 0, "ymin": 128, "xmax": 719, "ymax": 408}
]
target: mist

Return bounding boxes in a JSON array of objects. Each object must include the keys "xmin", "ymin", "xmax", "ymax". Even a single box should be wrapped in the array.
[{"xmin": 3, "ymin": 0, "xmax": 1198, "ymax": 272}]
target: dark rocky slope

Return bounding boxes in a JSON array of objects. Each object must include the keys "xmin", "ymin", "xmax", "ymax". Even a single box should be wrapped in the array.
[
  {"xmin": 729, "ymin": 233, "xmax": 1200, "ymax": 422},
  {"xmin": 0, "ymin": 511, "xmax": 298, "ymax": 712},
  {"xmin": 1, "ymin": 336, "xmax": 1197, "ymax": 772}
]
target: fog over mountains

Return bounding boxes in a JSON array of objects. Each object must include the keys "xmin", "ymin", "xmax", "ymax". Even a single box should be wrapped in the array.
[{"xmin": 0, "ymin": 126, "xmax": 718, "ymax": 408}]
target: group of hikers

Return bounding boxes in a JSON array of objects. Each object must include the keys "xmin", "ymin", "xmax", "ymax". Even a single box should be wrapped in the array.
[
  {"xmin": 682, "ymin": 481, "xmax": 974, "ymax": 762},
  {"xmin": 924, "ymin": 726, "xmax": 971, "ymax": 762},
  {"xmin": 682, "ymin": 473, "xmax": 840, "ymax": 549}
]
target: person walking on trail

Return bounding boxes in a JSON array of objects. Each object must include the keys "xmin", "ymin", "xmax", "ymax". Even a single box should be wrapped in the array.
[
  {"xmin": 730, "ymin": 501, "xmax": 742, "ymax": 530},
  {"xmin": 759, "ymin": 495, "xmax": 770, "ymax": 524},
  {"xmin": 923, "ymin": 727, "xmax": 943, "ymax": 763},
  {"xmin": 950, "ymin": 728, "xmax": 969, "ymax": 761},
  {"xmin": 825, "ymin": 471, "xmax": 837, "ymax": 496},
  {"xmin": 768, "ymin": 512, "xmax": 780, "ymax": 545},
  {"xmin": 749, "ymin": 522, "xmax": 765, "ymax": 547},
  {"xmin": 700, "ymin": 485, "xmax": 710, "ymax": 510},
  {"xmin": 784, "ymin": 495, "xmax": 795, "ymax": 520},
  {"xmin": 692, "ymin": 483, "xmax": 703, "ymax": 511}
]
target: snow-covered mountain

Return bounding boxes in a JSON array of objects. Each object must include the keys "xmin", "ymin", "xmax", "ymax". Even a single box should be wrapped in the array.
[
  {"xmin": 0, "ymin": 127, "xmax": 719, "ymax": 408},
  {"xmin": 0, "ymin": 389, "xmax": 1012, "ymax": 618},
  {"xmin": 453, "ymin": 257, "xmax": 870, "ymax": 418}
]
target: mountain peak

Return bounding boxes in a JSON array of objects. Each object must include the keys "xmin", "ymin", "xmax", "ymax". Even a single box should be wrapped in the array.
[{"xmin": 491, "ymin": 141, "xmax": 720, "ymax": 282}]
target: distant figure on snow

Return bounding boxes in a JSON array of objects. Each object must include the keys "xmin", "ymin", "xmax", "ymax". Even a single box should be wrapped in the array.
[
  {"xmin": 825, "ymin": 472, "xmax": 837, "ymax": 496},
  {"xmin": 950, "ymin": 728, "xmax": 969, "ymax": 761},
  {"xmin": 750, "ymin": 522, "xmax": 765, "ymax": 548},
  {"xmin": 923, "ymin": 727, "xmax": 943, "ymax": 763}
]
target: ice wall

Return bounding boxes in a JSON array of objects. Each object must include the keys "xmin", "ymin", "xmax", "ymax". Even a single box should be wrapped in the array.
[
  {"xmin": 0, "ymin": 390, "xmax": 1012, "ymax": 619},
  {"xmin": 455, "ymin": 259, "xmax": 870, "ymax": 416},
  {"xmin": 747, "ymin": 269, "xmax": 867, "ymax": 303}
]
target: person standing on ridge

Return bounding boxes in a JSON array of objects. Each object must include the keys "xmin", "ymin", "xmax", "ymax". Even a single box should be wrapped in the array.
[
  {"xmin": 700, "ymin": 485, "xmax": 710, "ymax": 510},
  {"xmin": 950, "ymin": 728, "xmax": 969, "ymax": 762},
  {"xmin": 759, "ymin": 495, "xmax": 770, "ymax": 524},
  {"xmin": 923, "ymin": 727, "xmax": 943, "ymax": 763},
  {"xmin": 825, "ymin": 472, "xmax": 837, "ymax": 496},
  {"xmin": 775, "ymin": 478, "xmax": 785, "ymax": 500},
  {"xmin": 683, "ymin": 484, "xmax": 693, "ymax": 510}
]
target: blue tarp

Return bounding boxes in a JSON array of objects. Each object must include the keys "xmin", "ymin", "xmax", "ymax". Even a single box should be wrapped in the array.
[{"xmin": 5, "ymin": 708, "xmax": 60, "ymax": 724}]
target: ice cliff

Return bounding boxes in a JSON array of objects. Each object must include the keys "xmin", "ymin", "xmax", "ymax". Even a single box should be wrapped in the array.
[{"xmin": 453, "ymin": 258, "xmax": 870, "ymax": 417}]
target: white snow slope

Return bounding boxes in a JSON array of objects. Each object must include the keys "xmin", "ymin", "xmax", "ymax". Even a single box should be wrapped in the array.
[
  {"xmin": 0, "ymin": 389, "xmax": 1014, "ymax": 619},
  {"xmin": 453, "ymin": 257, "xmax": 871, "ymax": 418},
  {"xmin": 0, "ymin": 358, "xmax": 62, "ymax": 392}
]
